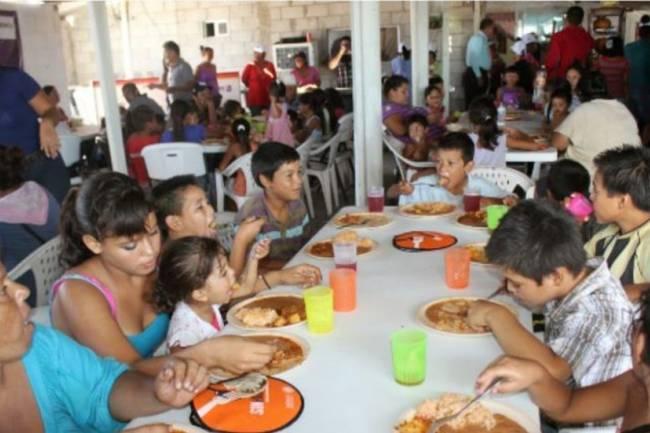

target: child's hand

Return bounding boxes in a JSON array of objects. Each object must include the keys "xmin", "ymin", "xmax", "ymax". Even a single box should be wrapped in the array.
[
  {"xmin": 211, "ymin": 336, "xmax": 276, "ymax": 375},
  {"xmin": 398, "ymin": 181, "xmax": 414, "ymax": 196},
  {"xmin": 154, "ymin": 359, "xmax": 209, "ymax": 408},
  {"xmin": 502, "ymin": 195, "xmax": 519, "ymax": 207},
  {"xmin": 475, "ymin": 356, "xmax": 547, "ymax": 395},
  {"xmin": 280, "ymin": 264, "xmax": 322, "ymax": 287},
  {"xmin": 250, "ymin": 239, "xmax": 270, "ymax": 261},
  {"xmin": 467, "ymin": 300, "xmax": 506, "ymax": 329},
  {"xmin": 236, "ymin": 217, "xmax": 266, "ymax": 244}
]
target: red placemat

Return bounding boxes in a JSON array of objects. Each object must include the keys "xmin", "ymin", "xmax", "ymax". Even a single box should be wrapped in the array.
[{"xmin": 393, "ymin": 231, "xmax": 457, "ymax": 252}]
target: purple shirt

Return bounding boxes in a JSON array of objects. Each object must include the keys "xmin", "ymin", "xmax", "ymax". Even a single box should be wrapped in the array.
[
  {"xmin": 382, "ymin": 101, "xmax": 426, "ymax": 142},
  {"xmin": 291, "ymin": 67, "xmax": 320, "ymax": 87},
  {"xmin": 196, "ymin": 63, "xmax": 220, "ymax": 97}
]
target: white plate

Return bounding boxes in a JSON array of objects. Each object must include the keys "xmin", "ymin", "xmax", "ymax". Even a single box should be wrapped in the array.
[
  {"xmin": 394, "ymin": 397, "xmax": 539, "ymax": 433},
  {"xmin": 169, "ymin": 424, "xmax": 208, "ymax": 433},
  {"xmin": 399, "ymin": 202, "xmax": 457, "ymax": 218},
  {"xmin": 209, "ymin": 331, "xmax": 310, "ymax": 380},
  {"xmin": 417, "ymin": 296, "xmax": 518, "ymax": 338},
  {"xmin": 332, "ymin": 212, "xmax": 394, "ymax": 229},
  {"xmin": 305, "ymin": 238, "xmax": 378, "ymax": 260},
  {"xmin": 226, "ymin": 292, "xmax": 306, "ymax": 332}
]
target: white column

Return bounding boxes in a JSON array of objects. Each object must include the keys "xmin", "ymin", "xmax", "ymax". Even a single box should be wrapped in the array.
[
  {"xmin": 473, "ymin": 0, "xmax": 481, "ymax": 32},
  {"xmin": 120, "ymin": 0, "xmax": 133, "ymax": 78},
  {"xmin": 351, "ymin": 0, "xmax": 382, "ymax": 206},
  {"xmin": 88, "ymin": 1, "xmax": 127, "ymax": 174},
  {"xmin": 409, "ymin": 1, "xmax": 429, "ymax": 106},
  {"xmin": 441, "ymin": 4, "xmax": 451, "ymax": 117}
]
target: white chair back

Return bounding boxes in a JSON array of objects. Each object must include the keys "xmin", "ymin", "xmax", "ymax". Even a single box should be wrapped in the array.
[
  {"xmin": 338, "ymin": 113, "xmax": 354, "ymax": 142},
  {"xmin": 141, "ymin": 142, "xmax": 206, "ymax": 180},
  {"xmin": 8, "ymin": 236, "xmax": 63, "ymax": 307},
  {"xmin": 58, "ymin": 134, "xmax": 82, "ymax": 167},
  {"xmin": 382, "ymin": 131, "xmax": 435, "ymax": 181},
  {"xmin": 214, "ymin": 152, "xmax": 262, "ymax": 211},
  {"xmin": 471, "ymin": 166, "xmax": 535, "ymax": 194}
]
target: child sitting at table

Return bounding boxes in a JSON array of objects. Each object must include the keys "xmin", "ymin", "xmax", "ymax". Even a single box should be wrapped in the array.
[
  {"xmin": 293, "ymin": 92, "xmax": 323, "ymax": 144},
  {"xmin": 496, "ymin": 66, "xmax": 529, "ymax": 110},
  {"xmin": 467, "ymin": 200, "xmax": 634, "ymax": 388},
  {"xmin": 151, "ymin": 175, "xmax": 322, "ymax": 287},
  {"xmin": 155, "ymin": 236, "xmax": 269, "ymax": 351},
  {"xmin": 218, "ymin": 117, "xmax": 258, "ymax": 197},
  {"xmin": 125, "ymin": 106, "xmax": 161, "ymax": 187},
  {"xmin": 161, "ymin": 100, "xmax": 206, "ymax": 143},
  {"xmin": 236, "ymin": 141, "xmax": 311, "ymax": 270},
  {"xmin": 389, "ymin": 132, "xmax": 511, "ymax": 207},
  {"xmin": 585, "ymin": 146, "xmax": 650, "ymax": 302},
  {"xmin": 423, "ymin": 84, "xmax": 446, "ymax": 142},
  {"xmin": 546, "ymin": 86, "xmax": 572, "ymax": 131},
  {"xmin": 402, "ymin": 114, "xmax": 434, "ymax": 162},
  {"xmin": 265, "ymin": 81, "xmax": 295, "ymax": 147}
]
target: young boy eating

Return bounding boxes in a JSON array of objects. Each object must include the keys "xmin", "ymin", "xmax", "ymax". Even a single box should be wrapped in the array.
[
  {"xmin": 390, "ymin": 132, "xmax": 512, "ymax": 206},
  {"xmin": 236, "ymin": 141, "xmax": 311, "ymax": 270},
  {"xmin": 152, "ymin": 175, "xmax": 321, "ymax": 289},
  {"xmin": 585, "ymin": 146, "xmax": 650, "ymax": 301},
  {"xmin": 468, "ymin": 200, "xmax": 634, "ymax": 388}
]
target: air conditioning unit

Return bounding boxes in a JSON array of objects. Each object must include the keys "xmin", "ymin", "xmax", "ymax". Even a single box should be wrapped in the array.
[{"xmin": 271, "ymin": 42, "xmax": 318, "ymax": 72}]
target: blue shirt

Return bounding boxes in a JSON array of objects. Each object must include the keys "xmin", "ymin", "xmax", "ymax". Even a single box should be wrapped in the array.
[
  {"xmin": 22, "ymin": 325, "xmax": 128, "ymax": 433},
  {"xmin": 465, "ymin": 31, "xmax": 492, "ymax": 77},
  {"xmin": 161, "ymin": 124, "xmax": 206, "ymax": 143},
  {"xmin": 399, "ymin": 174, "xmax": 508, "ymax": 206},
  {"xmin": 391, "ymin": 56, "xmax": 412, "ymax": 83},
  {"xmin": 624, "ymin": 39, "xmax": 650, "ymax": 92},
  {"xmin": 0, "ymin": 67, "xmax": 41, "ymax": 154}
]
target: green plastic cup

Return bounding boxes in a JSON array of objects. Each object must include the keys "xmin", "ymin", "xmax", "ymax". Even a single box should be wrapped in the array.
[
  {"xmin": 486, "ymin": 204, "xmax": 509, "ymax": 231},
  {"xmin": 390, "ymin": 329, "xmax": 427, "ymax": 385},
  {"xmin": 304, "ymin": 286, "xmax": 334, "ymax": 334}
]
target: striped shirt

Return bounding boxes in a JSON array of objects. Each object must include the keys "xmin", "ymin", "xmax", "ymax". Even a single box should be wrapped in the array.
[
  {"xmin": 544, "ymin": 258, "xmax": 634, "ymax": 388},
  {"xmin": 235, "ymin": 193, "xmax": 310, "ymax": 262},
  {"xmin": 584, "ymin": 220, "xmax": 650, "ymax": 286}
]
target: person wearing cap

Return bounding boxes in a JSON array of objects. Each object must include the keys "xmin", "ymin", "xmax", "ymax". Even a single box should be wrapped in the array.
[
  {"xmin": 328, "ymin": 36, "xmax": 353, "ymax": 88},
  {"xmin": 241, "ymin": 45, "xmax": 277, "ymax": 116},
  {"xmin": 149, "ymin": 41, "xmax": 195, "ymax": 105},
  {"xmin": 391, "ymin": 44, "xmax": 412, "ymax": 84},
  {"xmin": 625, "ymin": 15, "xmax": 650, "ymax": 127},
  {"xmin": 545, "ymin": 6, "xmax": 594, "ymax": 81},
  {"xmin": 463, "ymin": 18, "xmax": 495, "ymax": 109},
  {"xmin": 290, "ymin": 51, "xmax": 320, "ymax": 93}
]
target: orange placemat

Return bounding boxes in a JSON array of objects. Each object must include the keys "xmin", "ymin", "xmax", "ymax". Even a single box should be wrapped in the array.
[
  {"xmin": 392, "ymin": 231, "xmax": 457, "ymax": 252},
  {"xmin": 190, "ymin": 377, "xmax": 304, "ymax": 433}
]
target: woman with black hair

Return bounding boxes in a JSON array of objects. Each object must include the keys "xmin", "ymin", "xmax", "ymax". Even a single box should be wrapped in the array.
[{"xmin": 382, "ymin": 75, "xmax": 426, "ymax": 142}]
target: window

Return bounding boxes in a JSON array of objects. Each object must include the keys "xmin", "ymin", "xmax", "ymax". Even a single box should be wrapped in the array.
[{"xmin": 203, "ymin": 20, "xmax": 228, "ymax": 38}]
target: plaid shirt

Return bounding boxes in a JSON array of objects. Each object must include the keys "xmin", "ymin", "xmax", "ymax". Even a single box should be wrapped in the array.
[
  {"xmin": 336, "ymin": 57, "xmax": 353, "ymax": 88},
  {"xmin": 544, "ymin": 258, "xmax": 634, "ymax": 388}
]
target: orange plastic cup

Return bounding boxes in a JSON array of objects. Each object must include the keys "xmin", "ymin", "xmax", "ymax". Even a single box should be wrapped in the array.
[
  {"xmin": 329, "ymin": 268, "xmax": 357, "ymax": 312},
  {"xmin": 445, "ymin": 247, "xmax": 470, "ymax": 289}
]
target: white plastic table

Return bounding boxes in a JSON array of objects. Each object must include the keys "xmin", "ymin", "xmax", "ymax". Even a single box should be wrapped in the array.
[{"xmin": 127, "ymin": 206, "xmax": 541, "ymax": 432}]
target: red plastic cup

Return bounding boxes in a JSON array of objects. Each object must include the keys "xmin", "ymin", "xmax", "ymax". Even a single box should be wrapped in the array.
[
  {"xmin": 445, "ymin": 247, "xmax": 470, "ymax": 289},
  {"xmin": 463, "ymin": 192, "xmax": 481, "ymax": 212},
  {"xmin": 368, "ymin": 186, "xmax": 385, "ymax": 213}
]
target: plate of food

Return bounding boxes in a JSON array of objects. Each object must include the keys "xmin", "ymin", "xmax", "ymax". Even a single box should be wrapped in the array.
[
  {"xmin": 394, "ymin": 393, "xmax": 537, "ymax": 433},
  {"xmin": 227, "ymin": 292, "xmax": 306, "ymax": 331},
  {"xmin": 417, "ymin": 297, "xmax": 517, "ymax": 337},
  {"xmin": 306, "ymin": 230, "xmax": 377, "ymax": 259},
  {"xmin": 399, "ymin": 202, "xmax": 456, "ymax": 218},
  {"xmin": 456, "ymin": 210, "xmax": 487, "ymax": 229},
  {"xmin": 210, "ymin": 332, "xmax": 309, "ymax": 379},
  {"xmin": 462, "ymin": 243, "xmax": 492, "ymax": 266},
  {"xmin": 333, "ymin": 212, "xmax": 393, "ymax": 229}
]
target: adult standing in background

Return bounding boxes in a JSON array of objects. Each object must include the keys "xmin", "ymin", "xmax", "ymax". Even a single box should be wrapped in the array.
[
  {"xmin": 391, "ymin": 44, "xmax": 412, "ymax": 84},
  {"xmin": 545, "ymin": 6, "xmax": 594, "ymax": 82},
  {"xmin": 149, "ymin": 41, "xmax": 194, "ymax": 105},
  {"xmin": 195, "ymin": 46, "xmax": 222, "ymax": 107},
  {"xmin": 625, "ymin": 15, "xmax": 650, "ymax": 129},
  {"xmin": 328, "ymin": 36, "xmax": 353, "ymax": 88},
  {"xmin": 122, "ymin": 83, "xmax": 165, "ymax": 119},
  {"xmin": 241, "ymin": 45, "xmax": 277, "ymax": 116},
  {"xmin": 291, "ymin": 51, "xmax": 321, "ymax": 92},
  {"xmin": 0, "ymin": 67, "xmax": 70, "ymax": 203},
  {"xmin": 463, "ymin": 18, "xmax": 495, "ymax": 109}
]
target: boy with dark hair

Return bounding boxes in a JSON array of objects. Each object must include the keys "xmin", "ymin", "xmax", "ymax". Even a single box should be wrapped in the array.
[
  {"xmin": 586, "ymin": 145, "xmax": 650, "ymax": 299},
  {"xmin": 125, "ymin": 106, "xmax": 161, "ymax": 187},
  {"xmin": 468, "ymin": 200, "xmax": 633, "ymax": 387},
  {"xmin": 152, "ymin": 174, "xmax": 321, "ymax": 287},
  {"xmin": 236, "ymin": 141, "xmax": 310, "ymax": 269},
  {"xmin": 390, "ymin": 132, "xmax": 511, "ymax": 206}
]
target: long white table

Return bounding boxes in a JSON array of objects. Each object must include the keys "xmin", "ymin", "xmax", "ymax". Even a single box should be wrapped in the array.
[{"xmin": 127, "ymin": 206, "xmax": 541, "ymax": 432}]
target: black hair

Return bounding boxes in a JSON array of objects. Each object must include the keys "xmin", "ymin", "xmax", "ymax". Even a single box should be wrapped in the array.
[
  {"xmin": 382, "ymin": 75, "xmax": 409, "ymax": 99},
  {"xmin": 129, "ymin": 106, "xmax": 156, "ymax": 133},
  {"xmin": 566, "ymin": 61, "xmax": 584, "ymax": 78},
  {"xmin": 438, "ymin": 132, "xmax": 475, "ymax": 164},
  {"xmin": 566, "ymin": 6, "xmax": 584, "ymax": 26},
  {"xmin": 0, "ymin": 146, "xmax": 25, "ymax": 191},
  {"xmin": 486, "ymin": 200, "xmax": 587, "ymax": 284},
  {"xmin": 407, "ymin": 113, "xmax": 428, "ymax": 129},
  {"xmin": 577, "ymin": 71, "xmax": 609, "ymax": 102},
  {"xmin": 424, "ymin": 84, "xmax": 442, "ymax": 99},
  {"xmin": 223, "ymin": 99, "xmax": 243, "ymax": 119},
  {"xmin": 428, "ymin": 75, "xmax": 443, "ymax": 89},
  {"xmin": 640, "ymin": 15, "xmax": 650, "ymax": 39},
  {"xmin": 504, "ymin": 65, "xmax": 519, "ymax": 76},
  {"xmin": 122, "ymin": 82, "xmax": 138, "ymax": 96},
  {"xmin": 546, "ymin": 85, "xmax": 573, "ymax": 121},
  {"xmin": 604, "ymin": 36, "xmax": 624, "ymax": 58},
  {"xmin": 43, "ymin": 85, "xmax": 55, "ymax": 96},
  {"xmin": 401, "ymin": 45, "xmax": 411, "ymax": 61},
  {"xmin": 231, "ymin": 117, "xmax": 251, "ymax": 152},
  {"xmin": 154, "ymin": 236, "xmax": 227, "ymax": 313},
  {"xmin": 269, "ymin": 81, "xmax": 286, "ymax": 99},
  {"xmin": 252, "ymin": 141, "xmax": 300, "ymax": 188},
  {"xmin": 429, "ymin": 50, "xmax": 437, "ymax": 61},
  {"xmin": 468, "ymin": 96, "xmax": 500, "ymax": 151},
  {"xmin": 151, "ymin": 175, "xmax": 201, "ymax": 237},
  {"xmin": 547, "ymin": 160, "xmax": 590, "ymax": 201},
  {"xmin": 480, "ymin": 18, "xmax": 494, "ymax": 30},
  {"xmin": 200, "ymin": 45, "xmax": 213, "ymax": 55},
  {"xmin": 59, "ymin": 172, "xmax": 154, "ymax": 267},
  {"xmin": 163, "ymin": 40, "xmax": 180, "ymax": 55},
  {"xmin": 637, "ymin": 291, "xmax": 650, "ymax": 364},
  {"xmin": 293, "ymin": 51, "xmax": 307, "ymax": 63},
  {"xmin": 193, "ymin": 82, "xmax": 210, "ymax": 95},
  {"xmin": 594, "ymin": 146, "xmax": 650, "ymax": 212},
  {"xmin": 169, "ymin": 100, "xmax": 196, "ymax": 142}
]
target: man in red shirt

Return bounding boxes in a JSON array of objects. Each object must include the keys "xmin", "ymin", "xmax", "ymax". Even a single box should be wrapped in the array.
[
  {"xmin": 545, "ymin": 6, "xmax": 594, "ymax": 81},
  {"xmin": 241, "ymin": 45, "xmax": 277, "ymax": 116}
]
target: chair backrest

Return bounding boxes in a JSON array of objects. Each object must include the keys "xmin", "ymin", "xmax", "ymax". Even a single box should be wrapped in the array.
[
  {"xmin": 338, "ymin": 113, "xmax": 354, "ymax": 142},
  {"xmin": 8, "ymin": 236, "xmax": 63, "ymax": 307},
  {"xmin": 221, "ymin": 152, "xmax": 261, "ymax": 197},
  {"xmin": 141, "ymin": 142, "xmax": 207, "ymax": 180},
  {"xmin": 297, "ymin": 135, "xmax": 320, "ymax": 167},
  {"xmin": 58, "ymin": 134, "xmax": 82, "ymax": 167},
  {"xmin": 471, "ymin": 166, "xmax": 535, "ymax": 194},
  {"xmin": 382, "ymin": 131, "xmax": 435, "ymax": 180}
]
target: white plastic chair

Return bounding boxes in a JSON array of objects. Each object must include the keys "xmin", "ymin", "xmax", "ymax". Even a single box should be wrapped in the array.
[
  {"xmin": 141, "ymin": 142, "xmax": 207, "ymax": 179},
  {"xmin": 214, "ymin": 152, "xmax": 261, "ymax": 212},
  {"xmin": 559, "ymin": 427, "xmax": 616, "ymax": 433},
  {"xmin": 8, "ymin": 236, "xmax": 63, "ymax": 307},
  {"xmin": 297, "ymin": 135, "xmax": 320, "ymax": 218},
  {"xmin": 335, "ymin": 113, "xmax": 354, "ymax": 187},
  {"xmin": 58, "ymin": 134, "xmax": 82, "ymax": 185},
  {"xmin": 471, "ymin": 166, "xmax": 535, "ymax": 195},
  {"xmin": 309, "ymin": 131, "xmax": 344, "ymax": 215},
  {"xmin": 383, "ymin": 130, "xmax": 435, "ymax": 181}
]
